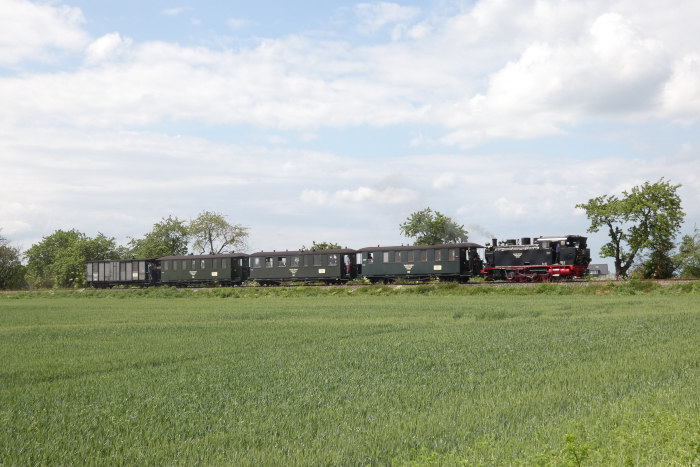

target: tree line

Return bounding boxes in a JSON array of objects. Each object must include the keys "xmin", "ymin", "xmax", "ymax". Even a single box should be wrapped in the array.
[
  {"xmin": 1, "ymin": 179, "xmax": 699, "ymax": 289},
  {"xmin": 0, "ymin": 211, "xmax": 248, "ymax": 289}
]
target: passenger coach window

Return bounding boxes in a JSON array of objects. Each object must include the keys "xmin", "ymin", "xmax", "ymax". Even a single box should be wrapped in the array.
[
  {"xmin": 420, "ymin": 250, "xmax": 428, "ymax": 262},
  {"xmin": 435, "ymin": 250, "xmax": 442, "ymax": 262},
  {"xmin": 192, "ymin": 260, "xmax": 197, "ymax": 270},
  {"xmin": 448, "ymin": 249, "xmax": 457, "ymax": 261},
  {"xmin": 407, "ymin": 251, "xmax": 415, "ymax": 263},
  {"xmin": 164, "ymin": 261, "xmax": 169, "ymax": 271},
  {"xmin": 265, "ymin": 257, "xmax": 273, "ymax": 268},
  {"xmin": 201, "ymin": 260, "xmax": 206, "ymax": 269},
  {"xmin": 213, "ymin": 259, "xmax": 218, "ymax": 269},
  {"xmin": 291, "ymin": 256, "xmax": 300, "ymax": 267},
  {"xmin": 252, "ymin": 257, "xmax": 262, "ymax": 268},
  {"xmin": 173, "ymin": 260, "xmax": 178, "ymax": 271},
  {"xmin": 278, "ymin": 257, "xmax": 287, "ymax": 267},
  {"xmin": 395, "ymin": 251, "xmax": 403, "ymax": 263},
  {"xmin": 383, "ymin": 252, "xmax": 390, "ymax": 263},
  {"xmin": 304, "ymin": 255, "xmax": 312, "ymax": 267},
  {"xmin": 313, "ymin": 255, "xmax": 322, "ymax": 266},
  {"xmin": 328, "ymin": 255, "xmax": 338, "ymax": 266}
]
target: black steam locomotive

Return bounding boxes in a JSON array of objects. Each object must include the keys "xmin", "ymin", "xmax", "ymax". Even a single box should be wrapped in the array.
[
  {"xmin": 85, "ymin": 235, "xmax": 591, "ymax": 287},
  {"xmin": 482, "ymin": 235, "xmax": 591, "ymax": 282}
]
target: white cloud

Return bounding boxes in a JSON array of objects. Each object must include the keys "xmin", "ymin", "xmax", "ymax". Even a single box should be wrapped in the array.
[
  {"xmin": 432, "ymin": 173, "xmax": 458, "ymax": 190},
  {"xmin": 1, "ymin": 1, "xmax": 696, "ymax": 143},
  {"xmin": 440, "ymin": 12, "xmax": 670, "ymax": 147},
  {"xmin": 85, "ymin": 33, "xmax": 133, "ymax": 63},
  {"xmin": 301, "ymin": 186, "xmax": 418, "ymax": 206},
  {"xmin": 354, "ymin": 2, "xmax": 421, "ymax": 34},
  {"xmin": 0, "ymin": 0, "xmax": 88, "ymax": 65},
  {"xmin": 495, "ymin": 197, "xmax": 526, "ymax": 218},
  {"xmin": 662, "ymin": 55, "xmax": 700, "ymax": 122}
]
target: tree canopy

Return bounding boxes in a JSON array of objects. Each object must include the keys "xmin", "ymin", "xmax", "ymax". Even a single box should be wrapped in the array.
[
  {"xmin": 400, "ymin": 208, "xmax": 469, "ymax": 245},
  {"xmin": 301, "ymin": 241, "xmax": 342, "ymax": 251},
  {"xmin": 576, "ymin": 178, "xmax": 684, "ymax": 279},
  {"xmin": 188, "ymin": 210, "xmax": 249, "ymax": 255},
  {"xmin": 673, "ymin": 227, "xmax": 700, "ymax": 278},
  {"xmin": 0, "ymin": 231, "xmax": 25, "ymax": 290},
  {"xmin": 129, "ymin": 216, "xmax": 189, "ymax": 258},
  {"xmin": 24, "ymin": 230, "xmax": 119, "ymax": 288},
  {"xmin": 638, "ymin": 243, "xmax": 676, "ymax": 279}
]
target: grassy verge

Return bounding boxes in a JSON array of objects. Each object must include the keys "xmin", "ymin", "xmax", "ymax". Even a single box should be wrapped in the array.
[
  {"xmin": 3, "ymin": 278, "xmax": 700, "ymax": 300},
  {"xmin": 1, "ymin": 293, "xmax": 698, "ymax": 465}
]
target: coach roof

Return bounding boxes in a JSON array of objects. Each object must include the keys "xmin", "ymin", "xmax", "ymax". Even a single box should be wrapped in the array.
[
  {"xmin": 249, "ymin": 248, "xmax": 356, "ymax": 257},
  {"xmin": 357, "ymin": 242, "xmax": 483, "ymax": 252}
]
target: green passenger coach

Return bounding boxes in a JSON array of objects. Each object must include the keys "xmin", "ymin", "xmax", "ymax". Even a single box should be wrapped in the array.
[
  {"xmin": 249, "ymin": 249, "xmax": 356, "ymax": 285},
  {"xmin": 357, "ymin": 243, "xmax": 483, "ymax": 283},
  {"xmin": 159, "ymin": 254, "xmax": 249, "ymax": 286}
]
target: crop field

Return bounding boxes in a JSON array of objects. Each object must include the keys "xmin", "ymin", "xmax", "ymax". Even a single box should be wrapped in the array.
[{"xmin": 1, "ymin": 286, "xmax": 699, "ymax": 465}]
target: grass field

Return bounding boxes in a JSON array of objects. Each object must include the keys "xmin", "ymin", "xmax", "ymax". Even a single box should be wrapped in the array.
[{"xmin": 1, "ymin": 286, "xmax": 699, "ymax": 465}]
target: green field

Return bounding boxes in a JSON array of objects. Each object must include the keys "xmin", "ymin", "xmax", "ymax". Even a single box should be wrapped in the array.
[{"xmin": 1, "ymin": 288, "xmax": 699, "ymax": 465}]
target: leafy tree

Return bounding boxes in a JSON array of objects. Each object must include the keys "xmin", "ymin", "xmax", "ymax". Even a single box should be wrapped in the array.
[
  {"xmin": 576, "ymin": 178, "xmax": 684, "ymax": 279},
  {"xmin": 302, "ymin": 241, "xmax": 342, "ymax": 251},
  {"xmin": 25, "ymin": 230, "xmax": 119, "ymax": 288},
  {"xmin": 400, "ymin": 207, "xmax": 469, "ymax": 245},
  {"xmin": 188, "ymin": 211, "xmax": 248, "ymax": 255},
  {"xmin": 673, "ymin": 227, "xmax": 700, "ymax": 278},
  {"xmin": 129, "ymin": 216, "xmax": 190, "ymax": 258},
  {"xmin": 0, "ymin": 231, "xmax": 26, "ymax": 289},
  {"xmin": 639, "ymin": 240, "xmax": 676, "ymax": 279}
]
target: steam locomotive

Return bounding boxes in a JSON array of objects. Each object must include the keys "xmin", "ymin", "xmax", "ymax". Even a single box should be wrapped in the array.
[
  {"xmin": 482, "ymin": 235, "xmax": 591, "ymax": 282},
  {"xmin": 85, "ymin": 235, "xmax": 591, "ymax": 287}
]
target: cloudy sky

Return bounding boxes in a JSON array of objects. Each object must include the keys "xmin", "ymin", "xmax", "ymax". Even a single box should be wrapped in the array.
[{"xmin": 2, "ymin": 0, "xmax": 699, "ymax": 264}]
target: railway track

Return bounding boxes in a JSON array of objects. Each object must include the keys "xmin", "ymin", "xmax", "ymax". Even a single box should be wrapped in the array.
[{"xmin": 242, "ymin": 278, "xmax": 699, "ymax": 290}]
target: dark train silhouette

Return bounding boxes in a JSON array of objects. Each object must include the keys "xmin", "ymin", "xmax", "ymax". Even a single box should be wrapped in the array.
[
  {"xmin": 86, "ymin": 234, "xmax": 591, "ymax": 287},
  {"xmin": 482, "ymin": 235, "xmax": 590, "ymax": 282}
]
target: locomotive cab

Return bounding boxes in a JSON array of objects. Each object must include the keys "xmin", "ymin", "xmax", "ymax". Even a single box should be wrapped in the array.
[{"xmin": 536, "ymin": 235, "xmax": 590, "ymax": 266}]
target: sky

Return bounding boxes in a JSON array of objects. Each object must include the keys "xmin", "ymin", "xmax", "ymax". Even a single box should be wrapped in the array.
[{"xmin": 1, "ymin": 0, "xmax": 700, "ymax": 265}]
